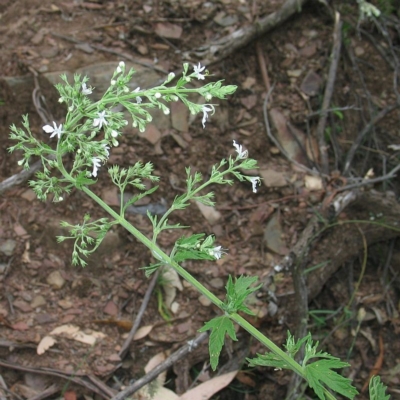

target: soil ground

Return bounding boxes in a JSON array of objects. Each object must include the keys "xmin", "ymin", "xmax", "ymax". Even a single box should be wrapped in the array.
[{"xmin": 0, "ymin": 1, "xmax": 400, "ymax": 399}]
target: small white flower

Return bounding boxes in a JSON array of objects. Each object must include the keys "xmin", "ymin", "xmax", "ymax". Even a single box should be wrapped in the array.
[
  {"xmin": 93, "ymin": 111, "xmax": 108, "ymax": 129},
  {"xmin": 111, "ymin": 130, "xmax": 118, "ymax": 138},
  {"xmin": 58, "ymin": 97, "xmax": 64, "ymax": 103},
  {"xmin": 205, "ymin": 93, "xmax": 212, "ymax": 101},
  {"xmin": 163, "ymin": 107, "xmax": 170, "ymax": 115},
  {"xmin": 43, "ymin": 122, "xmax": 63, "ymax": 140},
  {"xmin": 91, "ymin": 157, "xmax": 101, "ymax": 177},
  {"xmin": 250, "ymin": 177, "xmax": 261, "ymax": 193},
  {"xmin": 116, "ymin": 66, "xmax": 122, "ymax": 74},
  {"xmin": 134, "ymin": 87, "xmax": 142, "ymax": 104},
  {"xmin": 102, "ymin": 143, "xmax": 110, "ymax": 158},
  {"xmin": 201, "ymin": 105, "xmax": 214, "ymax": 128},
  {"xmin": 111, "ymin": 80, "xmax": 116, "ymax": 86},
  {"xmin": 233, "ymin": 140, "xmax": 248, "ymax": 159},
  {"xmin": 168, "ymin": 72, "xmax": 175, "ymax": 80},
  {"xmin": 154, "ymin": 92, "xmax": 161, "ymax": 99},
  {"xmin": 81, "ymin": 83, "xmax": 92, "ymax": 95},
  {"xmin": 193, "ymin": 63, "xmax": 206, "ymax": 80},
  {"xmin": 209, "ymin": 246, "xmax": 226, "ymax": 260}
]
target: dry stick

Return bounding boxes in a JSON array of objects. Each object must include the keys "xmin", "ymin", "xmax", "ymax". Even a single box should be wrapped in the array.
[
  {"xmin": 255, "ymin": 41, "xmax": 272, "ymax": 94},
  {"xmin": 111, "ymin": 332, "xmax": 209, "ymax": 400},
  {"xmin": 118, "ymin": 269, "xmax": 160, "ymax": 359},
  {"xmin": 342, "ymin": 103, "xmax": 399, "ymax": 176},
  {"xmin": 0, "ymin": 359, "xmax": 115, "ymax": 399},
  {"xmin": 183, "ymin": 0, "xmax": 308, "ymax": 66},
  {"xmin": 316, "ymin": 12, "xmax": 342, "ymax": 175}
]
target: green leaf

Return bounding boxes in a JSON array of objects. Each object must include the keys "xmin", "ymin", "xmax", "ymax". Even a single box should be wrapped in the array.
[
  {"xmin": 305, "ymin": 359, "xmax": 358, "ymax": 400},
  {"xmin": 247, "ymin": 352, "xmax": 292, "ymax": 370},
  {"xmin": 224, "ymin": 275, "xmax": 261, "ymax": 314},
  {"xmin": 369, "ymin": 376, "xmax": 390, "ymax": 400},
  {"xmin": 198, "ymin": 316, "xmax": 237, "ymax": 371}
]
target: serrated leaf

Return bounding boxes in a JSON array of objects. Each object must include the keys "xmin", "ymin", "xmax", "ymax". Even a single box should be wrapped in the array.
[
  {"xmin": 247, "ymin": 352, "xmax": 292, "ymax": 370},
  {"xmin": 199, "ymin": 316, "xmax": 237, "ymax": 371},
  {"xmin": 224, "ymin": 275, "xmax": 261, "ymax": 314},
  {"xmin": 173, "ymin": 248, "xmax": 214, "ymax": 263},
  {"xmin": 305, "ymin": 359, "xmax": 358, "ymax": 400},
  {"xmin": 369, "ymin": 376, "xmax": 390, "ymax": 400}
]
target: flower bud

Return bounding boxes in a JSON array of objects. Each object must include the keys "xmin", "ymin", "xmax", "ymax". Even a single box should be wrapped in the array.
[
  {"xmin": 146, "ymin": 114, "xmax": 152, "ymax": 122},
  {"xmin": 111, "ymin": 130, "xmax": 118, "ymax": 138},
  {"xmin": 154, "ymin": 92, "xmax": 161, "ymax": 98},
  {"xmin": 163, "ymin": 108, "xmax": 170, "ymax": 115},
  {"xmin": 111, "ymin": 80, "xmax": 116, "ymax": 85},
  {"xmin": 18, "ymin": 159, "xmax": 24, "ymax": 166}
]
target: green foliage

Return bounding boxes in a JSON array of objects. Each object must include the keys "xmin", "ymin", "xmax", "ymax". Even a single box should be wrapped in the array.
[
  {"xmin": 369, "ymin": 375, "xmax": 390, "ymax": 400},
  {"xmin": 248, "ymin": 332, "xmax": 358, "ymax": 400},
  {"xmin": 199, "ymin": 316, "xmax": 237, "ymax": 371}
]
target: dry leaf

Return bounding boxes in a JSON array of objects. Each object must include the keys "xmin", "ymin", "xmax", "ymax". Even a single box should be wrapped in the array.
[
  {"xmin": 50, "ymin": 324, "xmax": 80, "ymax": 336},
  {"xmin": 133, "ymin": 325, "xmax": 154, "ymax": 340},
  {"xmin": 155, "ymin": 22, "xmax": 182, "ymax": 39},
  {"xmin": 179, "ymin": 370, "xmax": 238, "ymax": 400},
  {"xmin": 37, "ymin": 336, "xmax": 56, "ymax": 355}
]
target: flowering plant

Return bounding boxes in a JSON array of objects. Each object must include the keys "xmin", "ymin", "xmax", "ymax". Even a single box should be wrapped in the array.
[{"xmin": 8, "ymin": 62, "xmax": 370, "ymax": 400}]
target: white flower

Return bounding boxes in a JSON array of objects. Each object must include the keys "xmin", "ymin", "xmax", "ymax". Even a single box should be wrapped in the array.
[
  {"xmin": 134, "ymin": 87, "xmax": 142, "ymax": 104},
  {"xmin": 193, "ymin": 63, "xmax": 206, "ymax": 80},
  {"xmin": 111, "ymin": 130, "xmax": 118, "ymax": 138},
  {"xmin": 201, "ymin": 105, "xmax": 214, "ymax": 128},
  {"xmin": 93, "ymin": 111, "xmax": 108, "ymax": 129},
  {"xmin": 233, "ymin": 140, "xmax": 248, "ymax": 159},
  {"xmin": 43, "ymin": 122, "xmax": 63, "ymax": 140},
  {"xmin": 155, "ymin": 92, "xmax": 161, "ymax": 99},
  {"xmin": 250, "ymin": 177, "xmax": 261, "ymax": 193},
  {"xmin": 209, "ymin": 246, "xmax": 225, "ymax": 260},
  {"xmin": 102, "ymin": 143, "xmax": 110, "ymax": 158},
  {"xmin": 91, "ymin": 157, "xmax": 101, "ymax": 177},
  {"xmin": 81, "ymin": 83, "xmax": 92, "ymax": 95}
]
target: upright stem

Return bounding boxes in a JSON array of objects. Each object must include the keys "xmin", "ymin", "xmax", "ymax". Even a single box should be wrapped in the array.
[{"xmin": 80, "ymin": 185, "xmax": 307, "ymax": 380}]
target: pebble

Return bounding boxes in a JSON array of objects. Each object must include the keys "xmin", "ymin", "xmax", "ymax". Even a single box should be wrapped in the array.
[
  {"xmin": 31, "ymin": 295, "xmax": 46, "ymax": 308},
  {"xmin": 198, "ymin": 295, "xmax": 212, "ymax": 307},
  {"xmin": 46, "ymin": 271, "xmax": 66, "ymax": 289}
]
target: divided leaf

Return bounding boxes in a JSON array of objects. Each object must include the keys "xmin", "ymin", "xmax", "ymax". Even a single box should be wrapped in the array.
[
  {"xmin": 305, "ymin": 359, "xmax": 359, "ymax": 400},
  {"xmin": 199, "ymin": 316, "xmax": 237, "ymax": 371}
]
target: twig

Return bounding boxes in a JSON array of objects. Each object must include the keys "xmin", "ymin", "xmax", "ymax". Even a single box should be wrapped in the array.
[
  {"xmin": 0, "ymin": 159, "xmax": 51, "ymax": 195},
  {"xmin": 0, "ymin": 359, "xmax": 115, "ymax": 399},
  {"xmin": 255, "ymin": 41, "xmax": 272, "ymax": 94},
  {"xmin": 342, "ymin": 102, "xmax": 399, "ymax": 176},
  {"xmin": 316, "ymin": 11, "xmax": 342, "ymax": 175},
  {"xmin": 111, "ymin": 332, "xmax": 209, "ymax": 400},
  {"xmin": 118, "ymin": 269, "xmax": 160, "ymax": 359},
  {"xmin": 51, "ymin": 32, "xmax": 168, "ymax": 75},
  {"xmin": 338, "ymin": 163, "xmax": 400, "ymax": 192}
]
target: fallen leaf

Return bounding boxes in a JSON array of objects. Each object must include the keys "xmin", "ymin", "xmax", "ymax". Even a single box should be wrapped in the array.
[
  {"xmin": 11, "ymin": 321, "xmax": 29, "ymax": 331},
  {"xmin": 179, "ymin": 370, "xmax": 238, "ymax": 400},
  {"xmin": 14, "ymin": 223, "xmax": 27, "ymax": 236},
  {"xmin": 103, "ymin": 300, "xmax": 118, "ymax": 316},
  {"xmin": 37, "ymin": 336, "xmax": 56, "ymax": 355},
  {"xmin": 133, "ymin": 325, "xmax": 154, "ymax": 340},
  {"xmin": 162, "ymin": 267, "xmax": 183, "ymax": 308},
  {"xmin": 50, "ymin": 324, "xmax": 80, "ymax": 336},
  {"xmin": 64, "ymin": 391, "xmax": 77, "ymax": 400}
]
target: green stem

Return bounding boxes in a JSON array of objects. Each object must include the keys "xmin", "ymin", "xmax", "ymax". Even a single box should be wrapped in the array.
[
  {"xmin": 231, "ymin": 313, "xmax": 306, "ymax": 378},
  {"xmin": 81, "ymin": 186, "xmax": 310, "ymax": 384},
  {"xmin": 81, "ymin": 186, "xmax": 225, "ymax": 310}
]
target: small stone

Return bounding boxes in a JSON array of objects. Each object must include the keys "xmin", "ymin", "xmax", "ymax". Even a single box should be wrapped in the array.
[
  {"xmin": 103, "ymin": 300, "xmax": 118, "ymax": 316},
  {"xmin": 31, "ymin": 295, "xmax": 46, "ymax": 308},
  {"xmin": 0, "ymin": 239, "xmax": 17, "ymax": 256},
  {"xmin": 209, "ymin": 278, "xmax": 224, "ymax": 289},
  {"xmin": 355, "ymin": 46, "xmax": 365, "ymax": 57},
  {"xmin": 58, "ymin": 299, "xmax": 73, "ymax": 310},
  {"xmin": 13, "ymin": 300, "xmax": 32, "ymax": 313},
  {"xmin": 46, "ymin": 271, "xmax": 66, "ymax": 289},
  {"xmin": 198, "ymin": 295, "xmax": 212, "ymax": 307}
]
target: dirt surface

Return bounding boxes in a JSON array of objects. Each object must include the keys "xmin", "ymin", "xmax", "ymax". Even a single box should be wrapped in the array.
[{"xmin": 1, "ymin": 1, "xmax": 400, "ymax": 399}]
